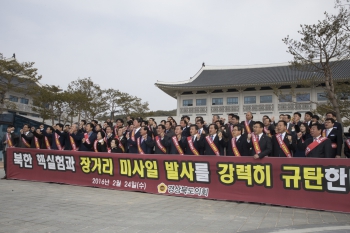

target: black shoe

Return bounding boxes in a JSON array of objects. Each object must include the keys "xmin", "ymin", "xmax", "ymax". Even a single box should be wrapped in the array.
[{"xmin": 1, "ymin": 176, "xmax": 7, "ymax": 180}]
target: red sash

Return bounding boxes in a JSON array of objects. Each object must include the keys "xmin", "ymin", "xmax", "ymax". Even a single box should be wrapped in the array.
[
  {"xmin": 264, "ymin": 127, "xmax": 271, "ymax": 137},
  {"xmin": 93, "ymin": 140, "xmax": 99, "ymax": 152},
  {"xmin": 187, "ymin": 136, "xmax": 199, "ymax": 156},
  {"xmin": 6, "ymin": 133, "xmax": 14, "ymax": 147},
  {"xmin": 276, "ymin": 134, "xmax": 292, "ymax": 158},
  {"xmin": 131, "ymin": 130, "xmax": 136, "ymax": 141},
  {"xmin": 251, "ymin": 133, "xmax": 261, "ymax": 154},
  {"xmin": 84, "ymin": 133, "xmax": 90, "ymax": 144},
  {"xmin": 34, "ymin": 137, "xmax": 40, "ymax": 149},
  {"xmin": 346, "ymin": 139, "xmax": 350, "ymax": 149},
  {"xmin": 69, "ymin": 135, "xmax": 78, "ymax": 151},
  {"xmin": 231, "ymin": 137, "xmax": 241, "ymax": 157},
  {"xmin": 44, "ymin": 136, "xmax": 51, "ymax": 149},
  {"xmin": 137, "ymin": 137, "xmax": 145, "ymax": 154},
  {"xmin": 244, "ymin": 121, "xmax": 251, "ymax": 134},
  {"xmin": 155, "ymin": 136, "xmax": 166, "ymax": 153},
  {"xmin": 55, "ymin": 133, "xmax": 63, "ymax": 150},
  {"xmin": 205, "ymin": 136, "xmax": 220, "ymax": 156},
  {"xmin": 21, "ymin": 136, "xmax": 31, "ymax": 148},
  {"xmin": 172, "ymin": 136, "xmax": 184, "ymax": 155},
  {"xmin": 114, "ymin": 135, "xmax": 125, "ymax": 153},
  {"xmin": 322, "ymin": 130, "xmax": 326, "ymax": 137},
  {"xmin": 305, "ymin": 137, "xmax": 328, "ymax": 156}
]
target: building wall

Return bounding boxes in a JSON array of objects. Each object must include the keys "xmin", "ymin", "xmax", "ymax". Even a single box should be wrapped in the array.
[{"xmin": 176, "ymin": 86, "xmax": 327, "ymax": 123}]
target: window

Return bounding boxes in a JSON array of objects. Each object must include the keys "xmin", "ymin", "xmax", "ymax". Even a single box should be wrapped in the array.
[
  {"xmin": 296, "ymin": 93, "xmax": 310, "ymax": 102},
  {"xmin": 227, "ymin": 97, "xmax": 238, "ymax": 105},
  {"xmin": 279, "ymin": 94, "xmax": 292, "ymax": 102},
  {"xmin": 212, "ymin": 98, "xmax": 223, "ymax": 105},
  {"xmin": 317, "ymin": 93, "xmax": 327, "ymax": 101},
  {"xmin": 20, "ymin": 98, "xmax": 29, "ymax": 104},
  {"xmin": 183, "ymin": 99, "xmax": 193, "ymax": 106},
  {"xmin": 9, "ymin": 95, "xmax": 18, "ymax": 102},
  {"xmin": 260, "ymin": 95, "xmax": 272, "ymax": 103},
  {"xmin": 244, "ymin": 96, "xmax": 256, "ymax": 104},
  {"xmin": 196, "ymin": 99, "xmax": 206, "ymax": 106}
]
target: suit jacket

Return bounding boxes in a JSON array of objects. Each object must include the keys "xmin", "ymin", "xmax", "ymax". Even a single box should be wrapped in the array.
[
  {"xmin": 83, "ymin": 140, "xmax": 107, "ymax": 152},
  {"xmin": 325, "ymin": 128, "xmax": 343, "ymax": 157},
  {"xmin": 225, "ymin": 123, "xmax": 242, "ymax": 139},
  {"xmin": 2, "ymin": 132, "xmax": 19, "ymax": 151},
  {"xmin": 286, "ymin": 123, "xmax": 295, "ymax": 133},
  {"xmin": 165, "ymin": 129, "xmax": 176, "ymax": 138},
  {"xmin": 200, "ymin": 135, "xmax": 225, "ymax": 156},
  {"xmin": 19, "ymin": 132, "xmax": 34, "ymax": 148},
  {"xmin": 168, "ymin": 136, "xmax": 186, "ymax": 154},
  {"xmin": 263, "ymin": 125, "xmax": 276, "ymax": 137},
  {"xmin": 241, "ymin": 120, "xmax": 255, "ymax": 134},
  {"xmin": 333, "ymin": 122, "xmax": 343, "ymax": 136},
  {"xmin": 154, "ymin": 135, "xmax": 170, "ymax": 154},
  {"xmin": 105, "ymin": 133, "xmax": 115, "ymax": 148},
  {"xmin": 79, "ymin": 132, "xmax": 97, "ymax": 151},
  {"xmin": 297, "ymin": 137, "xmax": 333, "ymax": 158},
  {"xmin": 294, "ymin": 133, "xmax": 312, "ymax": 157},
  {"xmin": 127, "ymin": 129, "xmax": 142, "ymax": 153},
  {"xmin": 225, "ymin": 134, "xmax": 250, "ymax": 156},
  {"xmin": 181, "ymin": 127, "xmax": 191, "ymax": 138},
  {"xmin": 271, "ymin": 133, "xmax": 296, "ymax": 157},
  {"xmin": 139, "ymin": 136, "xmax": 154, "ymax": 154},
  {"xmin": 248, "ymin": 134, "xmax": 272, "ymax": 158},
  {"xmin": 147, "ymin": 126, "xmax": 157, "ymax": 138},
  {"xmin": 184, "ymin": 135, "xmax": 202, "ymax": 155}
]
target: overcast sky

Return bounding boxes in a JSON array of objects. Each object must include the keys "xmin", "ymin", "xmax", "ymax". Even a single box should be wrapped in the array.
[{"xmin": 0, "ymin": 0, "xmax": 338, "ymax": 111}]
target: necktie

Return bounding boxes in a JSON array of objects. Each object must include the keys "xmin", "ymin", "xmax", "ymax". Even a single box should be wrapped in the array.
[
  {"xmin": 192, "ymin": 136, "xmax": 195, "ymax": 142},
  {"xmin": 211, "ymin": 135, "xmax": 214, "ymax": 141},
  {"xmin": 235, "ymin": 137, "xmax": 237, "ymax": 143},
  {"xmin": 327, "ymin": 129, "xmax": 330, "ymax": 137}
]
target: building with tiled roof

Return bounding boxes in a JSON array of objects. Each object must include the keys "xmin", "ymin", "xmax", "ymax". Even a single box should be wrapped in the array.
[{"xmin": 155, "ymin": 60, "xmax": 350, "ymax": 121}]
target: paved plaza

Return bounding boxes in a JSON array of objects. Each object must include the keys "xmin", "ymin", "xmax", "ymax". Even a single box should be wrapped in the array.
[{"xmin": 1, "ymin": 162, "xmax": 350, "ymax": 233}]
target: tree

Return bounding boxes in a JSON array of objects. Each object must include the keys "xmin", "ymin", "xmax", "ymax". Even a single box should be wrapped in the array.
[
  {"xmin": 66, "ymin": 78, "xmax": 108, "ymax": 121},
  {"xmin": 0, "ymin": 54, "xmax": 42, "ymax": 113},
  {"xmin": 282, "ymin": 8, "xmax": 350, "ymax": 125},
  {"xmin": 31, "ymin": 85, "xmax": 65, "ymax": 125}
]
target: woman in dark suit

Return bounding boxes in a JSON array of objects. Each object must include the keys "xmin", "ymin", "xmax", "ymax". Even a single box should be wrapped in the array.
[{"xmin": 294, "ymin": 123, "xmax": 312, "ymax": 157}]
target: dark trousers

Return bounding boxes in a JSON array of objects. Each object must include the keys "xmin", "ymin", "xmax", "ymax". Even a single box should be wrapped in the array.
[{"xmin": 2, "ymin": 150, "xmax": 7, "ymax": 175}]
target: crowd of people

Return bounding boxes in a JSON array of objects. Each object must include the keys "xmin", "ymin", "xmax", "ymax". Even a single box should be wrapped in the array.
[{"xmin": 2, "ymin": 110, "xmax": 350, "ymax": 179}]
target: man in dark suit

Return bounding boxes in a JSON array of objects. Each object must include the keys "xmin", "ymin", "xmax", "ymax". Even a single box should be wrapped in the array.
[
  {"xmin": 19, "ymin": 124, "xmax": 34, "ymax": 148},
  {"xmin": 271, "ymin": 121, "xmax": 295, "ymax": 157},
  {"xmin": 323, "ymin": 118, "xmax": 343, "ymax": 158},
  {"xmin": 138, "ymin": 126, "xmax": 154, "ymax": 154},
  {"xmin": 126, "ymin": 118, "xmax": 142, "ymax": 153},
  {"xmin": 169, "ymin": 125, "xmax": 186, "ymax": 154},
  {"xmin": 2, "ymin": 125, "xmax": 19, "ymax": 179},
  {"xmin": 326, "ymin": 111, "xmax": 343, "ymax": 136},
  {"xmin": 226, "ymin": 124, "xmax": 250, "ymax": 156},
  {"xmin": 293, "ymin": 112, "xmax": 302, "ymax": 127},
  {"xmin": 147, "ymin": 118, "xmax": 158, "ymax": 138},
  {"xmin": 195, "ymin": 119, "xmax": 207, "ymax": 135},
  {"xmin": 225, "ymin": 114, "xmax": 241, "ymax": 139},
  {"xmin": 33, "ymin": 125, "xmax": 53, "ymax": 149},
  {"xmin": 165, "ymin": 121, "xmax": 176, "ymax": 138},
  {"xmin": 79, "ymin": 123, "xmax": 97, "ymax": 151},
  {"xmin": 184, "ymin": 124, "xmax": 203, "ymax": 155},
  {"xmin": 283, "ymin": 114, "xmax": 295, "ymax": 133},
  {"xmin": 41, "ymin": 123, "xmax": 65, "ymax": 150},
  {"xmin": 200, "ymin": 124, "xmax": 225, "ymax": 156},
  {"xmin": 304, "ymin": 111, "xmax": 313, "ymax": 129},
  {"xmin": 247, "ymin": 121, "xmax": 272, "ymax": 159},
  {"xmin": 154, "ymin": 125, "xmax": 169, "ymax": 154},
  {"xmin": 297, "ymin": 123, "xmax": 333, "ymax": 158},
  {"xmin": 241, "ymin": 111, "xmax": 255, "ymax": 135},
  {"xmin": 263, "ymin": 117, "xmax": 275, "ymax": 137},
  {"xmin": 180, "ymin": 119, "xmax": 190, "ymax": 138}
]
